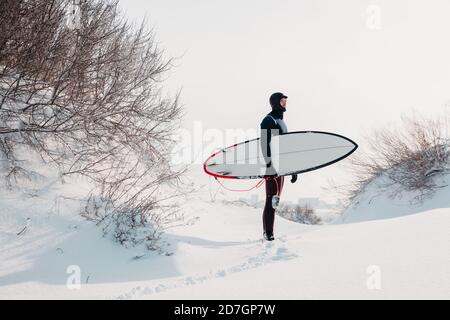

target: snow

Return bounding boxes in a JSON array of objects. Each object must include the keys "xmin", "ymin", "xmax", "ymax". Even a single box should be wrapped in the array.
[
  {"xmin": 0, "ymin": 163, "xmax": 449, "ymax": 299},
  {"xmin": 337, "ymin": 172, "xmax": 450, "ymax": 223}
]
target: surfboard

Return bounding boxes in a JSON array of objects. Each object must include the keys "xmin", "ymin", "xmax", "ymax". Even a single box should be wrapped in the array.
[{"xmin": 203, "ymin": 131, "xmax": 358, "ymax": 179}]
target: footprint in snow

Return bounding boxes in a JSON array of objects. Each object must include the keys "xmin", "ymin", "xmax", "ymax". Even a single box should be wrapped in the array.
[{"xmin": 115, "ymin": 236, "xmax": 301, "ymax": 299}]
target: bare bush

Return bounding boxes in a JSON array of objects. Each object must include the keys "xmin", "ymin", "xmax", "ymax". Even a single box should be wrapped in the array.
[
  {"xmin": 277, "ymin": 203, "xmax": 322, "ymax": 225},
  {"xmin": 0, "ymin": 0, "xmax": 186, "ymax": 250},
  {"xmin": 341, "ymin": 111, "xmax": 450, "ymax": 205}
]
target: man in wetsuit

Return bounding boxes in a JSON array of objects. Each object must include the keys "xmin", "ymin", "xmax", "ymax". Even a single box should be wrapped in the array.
[{"xmin": 260, "ymin": 92, "xmax": 298, "ymax": 241}]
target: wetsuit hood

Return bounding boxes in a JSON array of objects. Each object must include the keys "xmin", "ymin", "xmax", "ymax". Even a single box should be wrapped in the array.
[{"xmin": 269, "ymin": 92, "xmax": 288, "ymax": 119}]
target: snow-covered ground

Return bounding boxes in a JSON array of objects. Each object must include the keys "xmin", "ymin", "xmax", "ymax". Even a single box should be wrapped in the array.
[{"xmin": 0, "ymin": 165, "xmax": 449, "ymax": 299}]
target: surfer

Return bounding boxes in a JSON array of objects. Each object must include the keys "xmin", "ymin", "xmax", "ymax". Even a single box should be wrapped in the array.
[{"xmin": 260, "ymin": 92, "xmax": 298, "ymax": 241}]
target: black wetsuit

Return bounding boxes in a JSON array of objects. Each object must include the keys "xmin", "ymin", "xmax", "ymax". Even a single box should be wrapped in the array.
[{"xmin": 260, "ymin": 108, "xmax": 288, "ymax": 237}]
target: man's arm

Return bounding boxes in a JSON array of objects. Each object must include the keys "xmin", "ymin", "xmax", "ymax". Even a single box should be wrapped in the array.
[{"xmin": 260, "ymin": 117, "xmax": 277, "ymax": 168}]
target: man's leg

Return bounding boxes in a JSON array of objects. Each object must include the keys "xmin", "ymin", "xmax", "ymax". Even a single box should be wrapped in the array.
[
  {"xmin": 263, "ymin": 178, "xmax": 277, "ymax": 236},
  {"xmin": 279, "ymin": 176, "xmax": 284, "ymax": 195}
]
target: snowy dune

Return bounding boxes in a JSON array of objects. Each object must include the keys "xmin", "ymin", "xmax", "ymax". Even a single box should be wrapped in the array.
[{"xmin": 0, "ymin": 167, "xmax": 449, "ymax": 299}]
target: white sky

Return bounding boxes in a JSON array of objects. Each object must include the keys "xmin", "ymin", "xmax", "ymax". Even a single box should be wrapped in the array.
[{"xmin": 120, "ymin": 0, "xmax": 450, "ymax": 202}]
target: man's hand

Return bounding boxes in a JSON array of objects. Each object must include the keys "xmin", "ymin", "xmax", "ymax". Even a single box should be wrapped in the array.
[
  {"xmin": 263, "ymin": 161, "xmax": 278, "ymax": 178},
  {"xmin": 290, "ymin": 174, "xmax": 298, "ymax": 184}
]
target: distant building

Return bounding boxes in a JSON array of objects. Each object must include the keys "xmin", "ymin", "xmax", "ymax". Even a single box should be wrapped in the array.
[{"xmin": 249, "ymin": 194, "xmax": 259, "ymax": 206}]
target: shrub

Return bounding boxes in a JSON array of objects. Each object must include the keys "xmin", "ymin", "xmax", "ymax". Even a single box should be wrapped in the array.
[
  {"xmin": 0, "ymin": 0, "xmax": 186, "ymax": 250},
  {"xmin": 341, "ymin": 111, "xmax": 450, "ymax": 205},
  {"xmin": 277, "ymin": 203, "xmax": 322, "ymax": 225}
]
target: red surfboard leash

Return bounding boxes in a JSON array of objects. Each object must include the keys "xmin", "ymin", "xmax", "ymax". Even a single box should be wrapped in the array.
[
  {"xmin": 213, "ymin": 175, "xmax": 282, "ymax": 195},
  {"xmin": 213, "ymin": 176, "xmax": 266, "ymax": 193}
]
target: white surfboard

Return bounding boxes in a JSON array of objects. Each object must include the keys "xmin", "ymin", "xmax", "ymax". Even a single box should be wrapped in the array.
[{"xmin": 203, "ymin": 131, "xmax": 358, "ymax": 179}]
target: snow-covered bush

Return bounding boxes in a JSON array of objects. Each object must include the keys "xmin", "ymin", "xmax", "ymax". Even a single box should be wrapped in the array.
[
  {"xmin": 277, "ymin": 204, "xmax": 322, "ymax": 225},
  {"xmin": 343, "ymin": 111, "xmax": 450, "ymax": 205},
  {"xmin": 82, "ymin": 193, "xmax": 182, "ymax": 251},
  {"xmin": 0, "ymin": 0, "xmax": 186, "ymax": 250}
]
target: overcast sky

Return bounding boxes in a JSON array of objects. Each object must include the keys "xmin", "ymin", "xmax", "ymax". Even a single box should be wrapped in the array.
[{"xmin": 120, "ymin": 0, "xmax": 450, "ymax": 202}]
